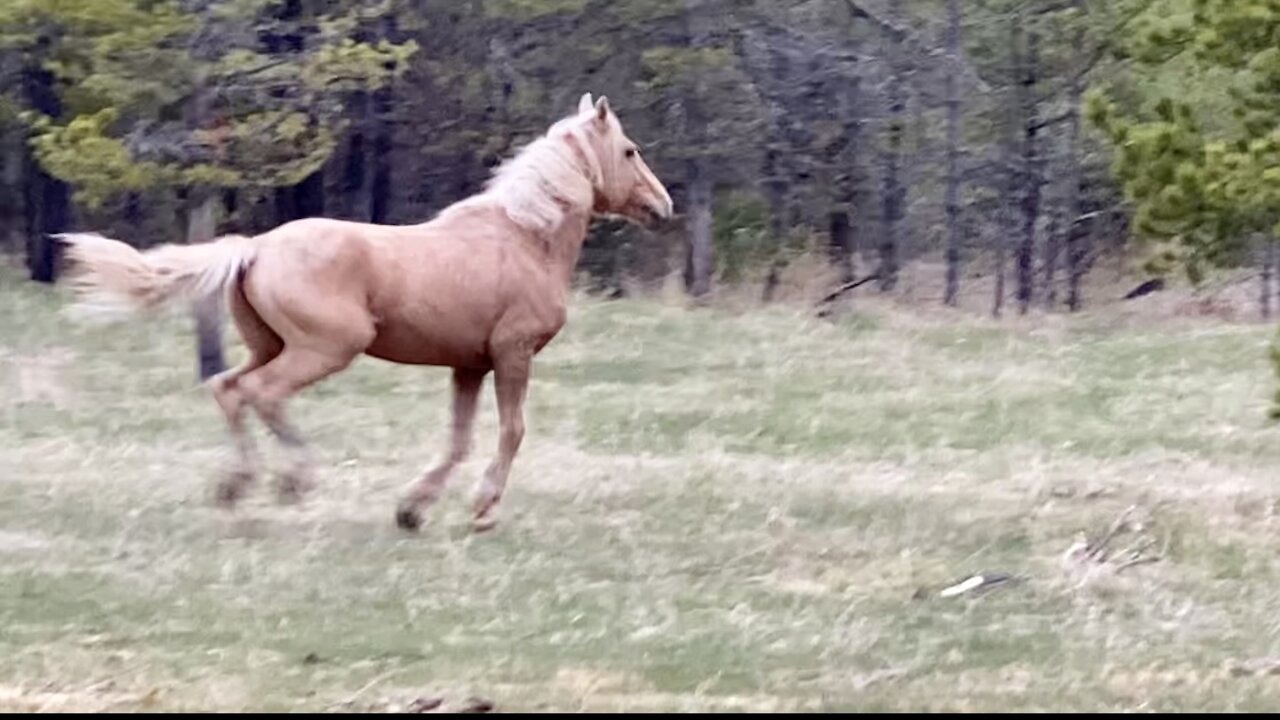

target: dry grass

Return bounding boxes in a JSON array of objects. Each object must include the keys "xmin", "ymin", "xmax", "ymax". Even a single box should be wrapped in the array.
[{"xmin": 3, "ymin": 262, "xmax": 1280, "ymax": 712}]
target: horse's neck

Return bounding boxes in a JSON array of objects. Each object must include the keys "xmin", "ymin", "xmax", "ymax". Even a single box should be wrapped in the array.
[
  {"xmin": 539, "ymin": 207, "xmax": 592, "ymax": 287},
  {"xmin": 429, "ymin": 174, "xmax": 593, "ymax": 287}
]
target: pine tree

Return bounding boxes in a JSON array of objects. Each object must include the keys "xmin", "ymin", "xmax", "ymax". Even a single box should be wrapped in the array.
[
  {"xmin": 1090, "ymin": 0, "xmax": 1280, "ymax": 414},
  {"xmin": 3, "ymin": 0, "xmax": 414, "ymax": 377}
]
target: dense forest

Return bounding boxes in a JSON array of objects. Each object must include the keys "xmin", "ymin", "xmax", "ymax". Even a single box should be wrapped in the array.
[{"xmin": 1, "ymin": 0, "xmax": 1276, "ymax": 323}]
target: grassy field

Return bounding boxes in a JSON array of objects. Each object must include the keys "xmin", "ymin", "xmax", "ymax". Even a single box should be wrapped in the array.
[{"xmin": 3, "ymin": 261, "xmax": 1280, "ymax": 712}]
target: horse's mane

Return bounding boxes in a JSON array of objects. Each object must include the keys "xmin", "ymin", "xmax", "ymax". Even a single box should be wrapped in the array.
[{"xmin": 440, "ymin": 115, "xmax": 601, "ymax": 234}]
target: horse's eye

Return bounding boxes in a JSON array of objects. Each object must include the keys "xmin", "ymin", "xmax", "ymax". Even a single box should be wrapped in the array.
[{"xmin": 625, "ymin": 148, "xmax": 637, "ymax": 159}]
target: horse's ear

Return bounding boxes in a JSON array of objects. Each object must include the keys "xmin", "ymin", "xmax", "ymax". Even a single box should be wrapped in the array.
[
  {"xmin": 578, "ymin": 93, "xmax": 595, "ymax": 116},
  {"xmin": 594, "ymin": 96, "xmax": 611, "ymax": 123}
]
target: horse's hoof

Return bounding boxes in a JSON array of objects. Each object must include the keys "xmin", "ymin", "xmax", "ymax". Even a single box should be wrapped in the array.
[
  {"xmin": 215, "ymin": 485, "xmax": 241, "ymax": 509},
  {"xmin": 277, "ymin": 488, "xmax": 304, "ymax": 506},
  {"xmin": 215, "ymin": 473, "xmax": 251, "ymax": 509},
  {"xmin": 276, "ymin": 473, "xmax": 314, "ymax": 506},
  {"xmin": 276, "ymin": 485, "xmax": 306, "ymax": 506},
  {"xmin": 471, "ymin": 516, "xmax": 500, "ymax": 534},
  {"xmin": 396, "ymin": 505, "xmax": 423, "ymax": 532}
]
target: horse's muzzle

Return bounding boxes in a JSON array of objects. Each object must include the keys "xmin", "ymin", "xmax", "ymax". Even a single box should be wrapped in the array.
[{"xmin": 645, "ymin": 196, "xmax": 674, "ymax": 225}]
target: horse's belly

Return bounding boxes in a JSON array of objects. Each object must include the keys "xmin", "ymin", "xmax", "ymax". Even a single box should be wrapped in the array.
[{"xmin": 364, "ymin": 323, "xmax": 491, "ymax": 369}]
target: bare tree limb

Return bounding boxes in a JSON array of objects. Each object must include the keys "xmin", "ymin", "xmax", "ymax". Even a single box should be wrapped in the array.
[
  {"xmin": 1087, "ymin": 504, "xmax": 1136, "ymax": 562},
  {"xmin": 839, "ymin": 0, "xmax": 908, "ymax": 42},
  {"xmin": 817, "ymin": 273, "xmax": 882, "ymax": 307}
]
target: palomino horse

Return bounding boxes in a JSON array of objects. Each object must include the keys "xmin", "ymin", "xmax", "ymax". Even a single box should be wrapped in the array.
[{"xmin": 57, "ymin": 93, "xmax": 674, "ymax": 532}]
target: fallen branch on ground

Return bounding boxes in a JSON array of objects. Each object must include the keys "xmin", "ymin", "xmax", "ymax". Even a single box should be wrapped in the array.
[
  {"xmin": 816, "ymin": 273, "xmax": 882, "ymax": 315},
  {"xmin": 938, "ymin": 571, "xmax": 1023, "ymax": 599},
  {"xmin": 1062, "ymin": 504, "xmax": 1164, "ymax": 583}
]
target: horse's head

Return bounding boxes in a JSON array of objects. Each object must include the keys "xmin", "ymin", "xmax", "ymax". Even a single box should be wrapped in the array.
[{"xmin": 571, "ymin": 93, "xmax": 674, "ymax": 228}]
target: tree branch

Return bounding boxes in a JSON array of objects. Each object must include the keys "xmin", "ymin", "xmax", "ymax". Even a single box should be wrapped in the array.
[
  {"xmin": 1030, "ymin": 112, "xmax": 1073, "ymax": 132},
  {"xmin": 817, "ymin": 273, "xmax": 882, "ymax": 306},
  {"xmin": 840, "ymin": 0, "xmax": 907, "ymax": 43},
  {"xmin": 221, "ymin": 59, "xmax": 289, "ymax": 82}
]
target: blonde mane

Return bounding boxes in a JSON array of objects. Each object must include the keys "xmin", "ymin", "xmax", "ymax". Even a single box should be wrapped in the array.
[{"xmin": 441, "ymin": 115, "xmax": 602, "ymax": 234}]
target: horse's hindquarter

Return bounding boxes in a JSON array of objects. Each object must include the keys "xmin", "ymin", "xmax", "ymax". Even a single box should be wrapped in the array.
[{"xmin": 241, "ymin": 220, "xmax": 385, "ymax": 352}]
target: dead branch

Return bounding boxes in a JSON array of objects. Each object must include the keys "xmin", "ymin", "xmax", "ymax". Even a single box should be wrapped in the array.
[
  {"xmin": 1063, "ymin": 503, "xmax": 1164, "ymax": 582},
  {"xmin": 1115, "ymin": 556, "xmax": 1161, "ymax": 574},
  {"xmin": 1086, "ymin": 504, "xmax": 1136, "ymax": 562},
  {"xmin": 817, "ymin": 273, "xmax": 882, "ymax": 307}
]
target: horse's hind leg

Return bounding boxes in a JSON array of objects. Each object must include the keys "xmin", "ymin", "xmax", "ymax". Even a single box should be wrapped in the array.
[
  {"xmin": 396, "ymin": 367, "xmax": 488, "ymax": 531},
  {"xmin": 210, "ymin": 284, "xmax": 283, "ymax": 507},
  {"xmin": 210, "ymin": 362, "xmax": 265, "ymax": 507},
  {"xmin": 238, "ymin": 345, "xmax": 360, "ymax": 504}
]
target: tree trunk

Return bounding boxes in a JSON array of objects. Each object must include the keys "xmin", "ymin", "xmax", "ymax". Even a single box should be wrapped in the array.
[
  {"xmin": 188, "ymin": 192, "xmax": 226, "ymax": 381},
  {"xmin": 1275, "ymin": 254, "xmax": 1280, "ymax": 319},
  {"xmin": 343, "ymin": 91, "xmax": 374, "ymax": 221},
  {"xmin": 1275, "ymin": 237, "xmax": 1280, "ymax": 316},
  {"xmin": 22, "ymin": 148, "xmax": 38, "ymax": 252},
  {"xmin": 1065, "ymin": 0, "xmax": 1088, "ymax": 313},
  {"xmin": 762, "ymin": 147, "xmax": 789, "ymax": 302},
  {"xmin": 1262, "ymin": 236, "xmax": 1274, "ymax": 321},
  {"xmin": 2, "ymin": 131, "xmax": 23, "ymax": 253},
  {"xmin": 993, "ymin": 225, "xmax": 1008, "ymax": 318},
  {"xmin": 840, "ymin": 75, "xmax": 866, "ymax": 287},
  {"xmin": 221, "ymin": 188, "xmax": 241, "ymax": 233},
  {"xmin": 1043, "ymin": 213, "xmax": 1060, "ymax": 310},
  {"xmin": 994, "ymin": 14, "xmax": 1021, "ymax": 319},
  {"xmin": 1015, "ymin": 16, "xmax": 1040, "ymax": 315},
  {"xmin": 273, "ymin": 186, "xmax": 297, "ymax": 225},
  {"xmin": 994, "ymin": 163, "xmax": 1018, "ymax": 319},
  {"xmin": 370, "ymin": 84, "xmax": 394, "ymax": 224},
  {"xmin": 878, "ymin": 55, "xmax": 905, "ymax": 293},
  {"xmin": 21, "ymin": 61, "xmax": 70, "ymax": 283},
  {"xmin": 1067, "ymin": 215, "xmax": 1088, "ymax": 313},
  {"xmin": 829, "ymin": 211, "xmax": 855, "ymax": 286},
  {"xmin": 273, "ymin": 168, "xmax": 325, "ymax": 225},
  {"xmin": 123, "ymin": 191, "xmax": 144, "ymax": 229},
  {"xmin": 943, "ymin": 0, "xmax": 963, "ymax": 307},
  {"xmin": 685, "ymin": 158, "xmax": 714, "ymax": 301},
  {"xmin": 182, "ymin": 67, "xmax": 225, "ymax": 381},
  {"xmin": 25, "ymin": 165, "xmax": 70, "ymax": 284},
  {"xmin": 296, "ymin": 170, "xmax": 325, "ymax": 219},
  {"xmin": 368, "ymin": 11, "xmax": 396, "ymax": 222},
  {"xmin": 824, "ymin": 69, "xmax": 862, "ymax": 288}
]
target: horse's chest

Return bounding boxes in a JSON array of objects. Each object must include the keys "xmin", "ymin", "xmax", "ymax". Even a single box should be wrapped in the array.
[{"xmin": 519, "ymin": 297, "xmax": 567, "ymax": 352}]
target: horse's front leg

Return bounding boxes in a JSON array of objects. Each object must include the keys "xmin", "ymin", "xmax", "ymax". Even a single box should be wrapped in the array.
[
  {"xmin": 471, "ymin": 353, "xmax": 531, "ymax": 533},
  {"xmin": 396, "ymin": 368, "xmax": 487, "ymax": 531}
]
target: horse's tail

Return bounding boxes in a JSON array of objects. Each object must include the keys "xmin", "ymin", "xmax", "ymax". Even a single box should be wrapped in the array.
[{"xmin": 55, "ymin": 232, "xmax": 260, "ymax": 322}]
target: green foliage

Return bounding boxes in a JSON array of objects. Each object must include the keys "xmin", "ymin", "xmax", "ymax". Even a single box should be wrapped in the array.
[
  {"xmin": 713, "ymin": 190, "xmax": 772, "ymax": 284},
  {"xmin": 637, "ymin": 40, "xmax": 764, "ymax": 174},
  {"xmin": 1091, "ymin": 0, "xmax": 1280, "ymax": 418},
  {"xmin": 27, "ymin": 109, "xmax": 170, "ymax": 207},
  {"xmin": 304, "ymin": 37, "xmax": 419, "ymax": 93},
  {"xmin": 609, "ymin": 0, "xmax": 685, "ymax": 24},
  {"xmin": 641, "ymin": 46, "xmax": 736, "ymax": 83},
  {"xmin": 483, "ymin": 0, "xmax": 590, "ymax": 20},
  {"xmin": 4, "ymin": 0, "xmax": 416, "ymax": 208},
  {"xmin": 1091, "ymin": 0, "xmax": 1280, "ymax": 273}
]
